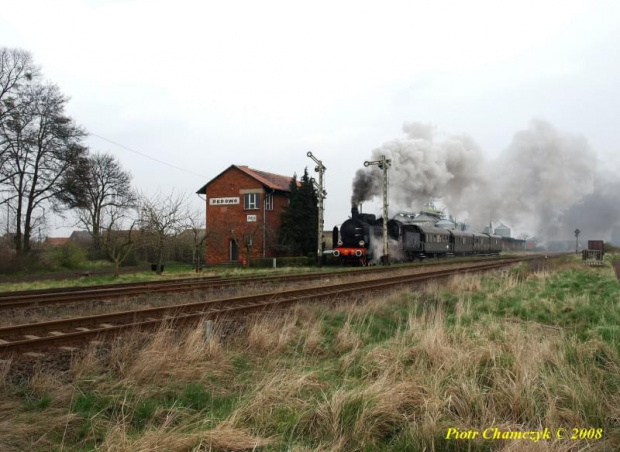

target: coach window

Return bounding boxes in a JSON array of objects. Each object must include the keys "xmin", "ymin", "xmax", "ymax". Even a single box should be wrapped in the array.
[
  {"xmin": 265, "ymin": 194, "xmax": 273, "ymax": 211},
  {"xmin": 244, "ymin": 193, "xmax": 259, "ymax": 210}
]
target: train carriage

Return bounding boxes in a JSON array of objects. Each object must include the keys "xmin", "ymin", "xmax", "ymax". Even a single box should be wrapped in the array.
[
  {"xmin": 485, "ymin": 233, "xmax": 503, "ymax": 255},
  {"xmin": 450, "ymin": 229, "xmax": 474, "ymax": 255},
  {"xmin": 387, "ymin": 218, "xmax": 423, "ymax": 259},
  {"xmin": 398, "ymin": 223, "xmax": 451, "ymax": 258},
  {"xmin": 472, "ymin": 233, "xmax": 490, "ymax": 254}
]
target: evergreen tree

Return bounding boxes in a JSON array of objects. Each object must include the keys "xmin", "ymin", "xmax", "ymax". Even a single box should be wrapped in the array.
[{"xmin": 279, "ymin": 168, "xmax": 318, "ymax": 255}]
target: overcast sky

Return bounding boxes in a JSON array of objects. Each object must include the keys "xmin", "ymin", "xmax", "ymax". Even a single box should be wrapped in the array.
[{"xmin": 2, "ymin": 0, "xmax": 619, "ymax": 236}]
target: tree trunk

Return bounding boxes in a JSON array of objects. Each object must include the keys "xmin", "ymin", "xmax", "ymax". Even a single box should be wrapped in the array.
[
  {"xmin": 113, "ymin": 259, "xmax": 120, "ymax": 278},
  {"xmin": 92, "ymin": 210, "xmax": 101, "ymax": 250},
  {"xmin": 23, "ymin": 206, "xmax": 32, "ymax": 254},
  {"xmin": 14, "ymin": 194, "xmax": 23, "ymax": 256},
  {"xmin": 92, "ymin": 228, "xmax": 101, "ymax": 251},
  {"xmin": 156, "ymin": 240, "xmax": 164, "ymax": 275}
]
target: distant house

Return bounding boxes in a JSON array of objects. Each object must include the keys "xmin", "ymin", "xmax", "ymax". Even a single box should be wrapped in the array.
[
  {"xmin": 44, "ymin": 237, "xmax": 70, "ymax": 247},
  {"xmin": 69, "ymin": 230, "xmax": 93, "ymax": 248}
]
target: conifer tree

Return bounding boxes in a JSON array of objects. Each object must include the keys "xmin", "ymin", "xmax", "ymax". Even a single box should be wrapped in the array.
[{"xmin": 279, "ymin": 168, "xmax": 318, "ymax": 255}]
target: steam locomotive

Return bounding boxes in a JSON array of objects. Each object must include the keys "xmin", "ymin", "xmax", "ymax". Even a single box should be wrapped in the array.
[{"xmin": 332, "ymin": 206, "xmax": 502, "ymax": 265}]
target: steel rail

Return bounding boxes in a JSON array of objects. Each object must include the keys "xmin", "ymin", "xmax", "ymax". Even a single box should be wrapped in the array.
[
  {"xmin": 0, "ymin": 255, "xmax": 526, "ymax": 310},
  {"xmin": 0, "ymin": 256, "xmax": 545, "ymax": 354},
  {"xmin": 0, "ymin": 255, "xmax": 512, "ymax": 298}
]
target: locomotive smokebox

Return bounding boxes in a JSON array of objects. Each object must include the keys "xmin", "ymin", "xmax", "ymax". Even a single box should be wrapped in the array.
[{"xmin": 351, "ymin": 204, "xmax": 359, "ymax": 219}]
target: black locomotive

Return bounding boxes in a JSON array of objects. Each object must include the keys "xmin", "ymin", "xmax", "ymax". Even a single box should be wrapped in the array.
[
  {"xmin": 332, "ymin": 206, "xmax": 502, "ymax": 265},
  {"xmin": 331, "ymin": 205, "xmax": 380, "ymax": 265}
]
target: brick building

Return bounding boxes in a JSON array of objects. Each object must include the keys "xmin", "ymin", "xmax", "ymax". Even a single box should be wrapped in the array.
[{"xmin": 197, "ymin": 165, "xmax": 294, "ymax": 265}]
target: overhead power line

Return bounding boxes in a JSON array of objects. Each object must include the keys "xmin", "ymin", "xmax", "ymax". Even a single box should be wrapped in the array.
[{"xmin": 90, "ymin": 133, "xmax": 208, "ymax": 179}]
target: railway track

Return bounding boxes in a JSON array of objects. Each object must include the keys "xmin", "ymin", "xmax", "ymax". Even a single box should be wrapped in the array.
[
  {"xmin": 0, "ymin": 256, "xmax": 549, "ymax": 355},
  {"xmin": 0, "ymin": 255, "xmax": 521, "ymax": 311}
]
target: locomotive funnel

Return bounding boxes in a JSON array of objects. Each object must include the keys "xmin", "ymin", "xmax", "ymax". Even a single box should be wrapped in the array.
[{"xmin": 351, "ymin": 204, "xmax": 359, "ymax": 218}]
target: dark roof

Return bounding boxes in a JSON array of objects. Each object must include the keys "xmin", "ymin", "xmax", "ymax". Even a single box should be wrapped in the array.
[
  {"xmin": 70, "ymin": 231, "xmax": 93, "ymax": 242},
  {"xmin": 196, "ymin": 165, "xmax": 295, "ymax": 194},
  {"xmin": 44, "ymin": 237, "xmax": 70, "ymax": 246}
]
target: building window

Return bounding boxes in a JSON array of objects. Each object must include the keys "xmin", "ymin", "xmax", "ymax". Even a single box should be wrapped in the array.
[
  {"xmin": 265, "ymin": 194, "xmax": 273, "ymax": 211},
  {"xmin": 244, "ymin": 193, "xmax": 259, "ymax": 210}
]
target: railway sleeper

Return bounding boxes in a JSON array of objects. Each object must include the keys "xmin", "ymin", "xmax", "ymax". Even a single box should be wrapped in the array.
[{"xmin": 0, "ymin": 256, "xmax": 565, "ymax": 355}]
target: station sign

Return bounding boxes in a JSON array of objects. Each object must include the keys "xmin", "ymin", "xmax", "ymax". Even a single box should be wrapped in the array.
[{"xmin": 209, "ymin": 197, "xmax": 239, "ymax": 206}]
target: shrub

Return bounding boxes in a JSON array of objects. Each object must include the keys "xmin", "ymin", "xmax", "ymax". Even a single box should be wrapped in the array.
[{"xmin": 46, "ymin": 242, "xmax": 87, "ymax": 269}]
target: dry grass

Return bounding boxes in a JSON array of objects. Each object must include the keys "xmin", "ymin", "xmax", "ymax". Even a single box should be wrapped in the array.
[
  {"xmin": 99, "ymin": 420, "xmax": 273, "ymax": 452},
  {"xmin": 301, "ymin": 320, "xmax": 324, "ymax": 357},
  {"xmin": 0, "ymin": 256, "xmax": 618, "ymax": 451},
  {"xmin": 112, "ymin": 321, "xmax": 231, "ymax": 388},
  {"xmin": 334, "ymin": 318, "xmax": 362, "ymax": 353},
  {"xmin": 246, "ymin": 313, "xmax": 299, "ymax": 354},
  {"xmin": 0, "ymin": 358, "xmax": 10, "ymax": 389}
]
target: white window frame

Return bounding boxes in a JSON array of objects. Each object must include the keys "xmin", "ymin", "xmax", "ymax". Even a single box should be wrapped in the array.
[
  {"xmin": 244, "ymin": 193, "xmax": 259, "ymax": 210},
  {"xmin": 265, "ymin": 194, "xmax": 273, "ymax": 211}
]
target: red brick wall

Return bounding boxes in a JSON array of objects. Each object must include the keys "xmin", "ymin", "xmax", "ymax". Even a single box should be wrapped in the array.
[{"xmin": 205, "ymin": 167, "xmax": 290, "ymax": 265}]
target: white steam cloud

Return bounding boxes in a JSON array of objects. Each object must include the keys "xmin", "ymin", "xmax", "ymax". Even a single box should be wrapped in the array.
[{"xmin": 352, "ymin": 119, "xmax": 613, "ymax": 240}]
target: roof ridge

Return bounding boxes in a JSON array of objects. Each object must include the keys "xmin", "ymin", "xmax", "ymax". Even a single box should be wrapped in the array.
[{"xmin": 197, "ymin": 164, "xmax": 296, "ymax": 194}]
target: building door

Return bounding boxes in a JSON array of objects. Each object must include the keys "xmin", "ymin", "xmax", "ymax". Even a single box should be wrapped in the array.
[{"xmin": 230, "ymin": 239, "xmax": 239, "ymax": 261}]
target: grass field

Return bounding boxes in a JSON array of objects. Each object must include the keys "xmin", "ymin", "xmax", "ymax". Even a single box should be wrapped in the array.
[
  {"xmin": 0, "ymin": 254, "xmax": 523, "ymax": 293},
  {"xmin": 0, "ymin": 255, "xmax": 618, "ymax": 451}
]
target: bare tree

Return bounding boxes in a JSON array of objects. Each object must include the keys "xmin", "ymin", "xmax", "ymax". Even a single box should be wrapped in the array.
[
  {"xmin": 0, "ymin": 48, "xmax": 39, "ymax": 195},
  {"xmin": 58, "ymin": 151, "xmax": 136, "ymax": 252},
  {"xmin": 185, "ymin": 209, "xmax": 209, "ymax": 272},
  {"xmin": 102, "ymin": 205, "xmax": 137, "ymax": 278},
  {"xmin": 0, "ymin": 48, "xmax": 38, "ymax": 122},
  {"xmin": 0, "ymin": 82, "xmax": 87, "ymax": 255},
  {"xmin": 138, "ymin": 191, "xmax": 190, "ymax": 275}
]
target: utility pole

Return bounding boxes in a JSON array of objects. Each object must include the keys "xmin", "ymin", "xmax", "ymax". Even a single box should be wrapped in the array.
[
  {"xmin": 574, "ymin": 228, "xmax": 581, "ymax": 254},
  {"xmin": 307, "ymin": 152, "xmax": 327, "ymax": 266},
  {"xmin": 364, "ymin": 155, "xmax": 391, "ymax": 264}
]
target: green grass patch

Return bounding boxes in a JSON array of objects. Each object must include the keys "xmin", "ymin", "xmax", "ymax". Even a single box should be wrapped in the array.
[{"xmin": 3, "ymin": 256, "xmax": 619, "ymax": 451}]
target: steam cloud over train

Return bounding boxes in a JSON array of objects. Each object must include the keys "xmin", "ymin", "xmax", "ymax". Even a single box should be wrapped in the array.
[{"xmin": 332, "ymin": 205, "xmax": 502, "ymax": 265}]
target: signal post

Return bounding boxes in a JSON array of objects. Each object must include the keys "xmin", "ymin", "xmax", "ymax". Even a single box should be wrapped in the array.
[{"xmin": 364, "ymin": 155, "xmax": 391, "ymax": 264}]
